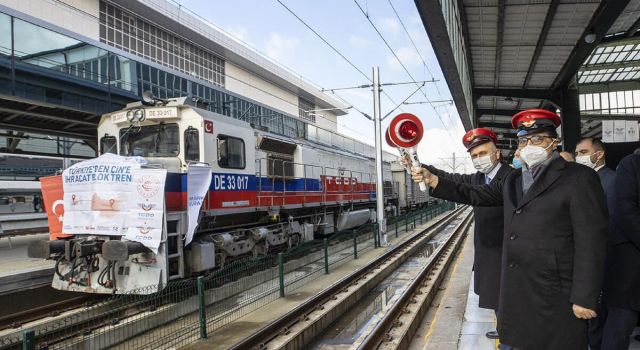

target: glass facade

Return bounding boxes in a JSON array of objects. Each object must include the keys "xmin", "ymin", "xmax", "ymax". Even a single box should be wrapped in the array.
[
  {"xmin": 0, "ymin": 10, "xmax": 308, "ymax": 140},
  {"xmin": 99, "ymin": 1, "xmax": 225, "ymax": 87},
  {"xmin": 12, "ymin": 17, "xmax": 138, "ymax": 93},
  {"xmin": 0, "ymin": 12, "xmax": 11, "ymax": 56}
]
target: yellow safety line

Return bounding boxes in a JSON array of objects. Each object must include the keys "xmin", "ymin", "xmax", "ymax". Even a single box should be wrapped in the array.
[
  {"xmin": 495, "ymin": 316, "xmax": 500, "ymax": 349},
  {"xmin": 422, "ymin": 239, "xmax": 466, "ymax": 344}
]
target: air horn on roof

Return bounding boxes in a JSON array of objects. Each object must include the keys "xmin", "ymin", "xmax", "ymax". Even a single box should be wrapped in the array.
[{"xmin": 386, "ymin": 113, "xmax": 426, "ymax": 192}]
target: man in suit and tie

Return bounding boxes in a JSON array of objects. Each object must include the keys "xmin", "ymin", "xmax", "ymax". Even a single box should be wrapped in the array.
[
  {"xmin": 574, "ymin": 137, "xmax": 616, "ymax": 349},
  {"xmin": 601, "ymin": 154, "xmax": 640, "ymax": 349},
  {"xmin": 412, "ymin": 109, "xmax": 608, "ymax": 350},
  {"xmin": 404, "ymin": 128, "xmax": 512, "ymax": 340}
]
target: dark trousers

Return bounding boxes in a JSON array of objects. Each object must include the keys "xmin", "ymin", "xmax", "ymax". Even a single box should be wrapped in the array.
[
  {"xmin": 588, "ymin": 299, "xmax": 607, "ymax": 350},
  {"xmin": 601, "ymin": 306, "xmax": 639, "ymax": 350}
]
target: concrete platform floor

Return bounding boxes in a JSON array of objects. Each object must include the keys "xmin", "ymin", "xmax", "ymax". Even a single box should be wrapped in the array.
[
  {"xmin": 0, "ymin": 233, "xmax": 53, "ymax": 278},
  {"xmin": 410, "ymin": 229, "xmax": 640, "ymax": 350}
]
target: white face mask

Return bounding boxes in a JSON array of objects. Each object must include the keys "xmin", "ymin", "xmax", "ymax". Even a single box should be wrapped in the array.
[
  {"xmin": 472, "ymin": 155, "xmax": 497, "ymax": 174},
  {"xmin": 575, "ymin": 153, "xmax": 599, "ymax": 169},
  {"xmin": 520, "ymin": 143, "xmax": 553, "ymax": 168}
]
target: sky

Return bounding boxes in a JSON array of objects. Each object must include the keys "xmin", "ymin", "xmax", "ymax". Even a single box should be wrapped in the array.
[{"xmin": 177, "ymin": 0, "xmax": 474, "ymax": 173}]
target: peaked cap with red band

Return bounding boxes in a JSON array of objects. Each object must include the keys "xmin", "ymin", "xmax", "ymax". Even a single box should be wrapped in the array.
[
  {"xmin": 462, "ymin": 128, "xmax": 497, "ymax": 151},
  {"xmin": 512, "ymin": 109, "xmax": 561, "ymax": 136}
]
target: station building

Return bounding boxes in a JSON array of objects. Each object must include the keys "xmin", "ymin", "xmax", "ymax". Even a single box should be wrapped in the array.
[{"xmin": 0, "ymin": 0, "xmax": 360, "ymax": 179}]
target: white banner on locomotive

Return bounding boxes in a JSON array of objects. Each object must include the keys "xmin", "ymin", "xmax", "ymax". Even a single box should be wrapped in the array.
[
  {"xmin": 61, "ymin": 153, "xmax": 166, "ymax": 253},
  {"xmin": 185, "ymin": 164, "xmax": 212, "ymax": 246}
]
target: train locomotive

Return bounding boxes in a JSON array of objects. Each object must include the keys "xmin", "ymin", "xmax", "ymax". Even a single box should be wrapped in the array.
[{"xmin": 28, "ymin": 97, "xmax": 430, "ymax": 294}]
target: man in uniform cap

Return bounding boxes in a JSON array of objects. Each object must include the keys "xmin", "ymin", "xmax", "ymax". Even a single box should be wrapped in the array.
[
  {"xmin": 404, "ymin": 128, "xmax": 512, "ymax": 340},
  {"xmin": 412, "ymin": 109, "xmax": 608, "ymax": 350}
]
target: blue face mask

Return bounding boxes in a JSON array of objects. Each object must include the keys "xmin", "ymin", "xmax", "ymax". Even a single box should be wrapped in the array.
[{"xmin": 512, "ymin": 158, "xmax": 523, "ymax": 169}]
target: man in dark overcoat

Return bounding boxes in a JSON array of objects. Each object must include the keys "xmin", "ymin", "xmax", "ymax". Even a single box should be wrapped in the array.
[
  {"xmin": 412, "ymin": 109, "xmax": 608, "ymax": 350},
  {"xmin": 601, "ymin": 154, "xmax": 640, "ymax": 349},
  {"xmin": 575, "ymin": 137, "xmax": 616, "ymax": 349},
  {"xmin": 418, "ymin": 128, "xmax": 511, "ymax": 340}
]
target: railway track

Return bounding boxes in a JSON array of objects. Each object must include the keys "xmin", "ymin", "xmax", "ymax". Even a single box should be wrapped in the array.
[
  {"xmin": 229, "ymin": 206, "xmax": 472, "ymax": 350},
  {"xmin": 0, "ymin": 295, "xmax": 102, "ymax": 331}
]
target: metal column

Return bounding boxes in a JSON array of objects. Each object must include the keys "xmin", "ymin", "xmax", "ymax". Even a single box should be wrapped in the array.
[
  {"xmin": 372, "ymin": 67, "xmax": 387, "ymax": 246},
  {"xmin": 560, "ymin": 86, "xmax": 581, "ymax": 153}
]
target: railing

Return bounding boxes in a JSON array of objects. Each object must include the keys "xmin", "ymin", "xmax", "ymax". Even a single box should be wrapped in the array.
[{"xmin": 3, "ymin": 202, "xmax": 456, "ymax": 350}]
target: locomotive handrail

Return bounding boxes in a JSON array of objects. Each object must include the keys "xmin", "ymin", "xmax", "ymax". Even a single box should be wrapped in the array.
[
  {"xmin": 255, "ymin": 158, "xmax": 325, "ymax": 206},
  {"xmin": 141, "ymin": 163, "xmax": 166, "ymax": 169},
  {"xmin": 186, "ymin": 161, "xmax": 210, "ymax": 166},
  {"xmin": 255, "ymin": 157, "xmax": 385, "ymax": 208}
]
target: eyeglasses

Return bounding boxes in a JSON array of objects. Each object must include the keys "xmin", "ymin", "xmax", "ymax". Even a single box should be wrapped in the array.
[{"xmin": 517, "ymin": 135, "xmax": 555, "ymax": 147}]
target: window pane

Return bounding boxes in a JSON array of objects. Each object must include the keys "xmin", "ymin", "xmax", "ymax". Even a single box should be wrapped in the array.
[
  {"xmin": 217, "ymin": 135, "xmax": 245, "ymax": 169},
  {"xmin": 0, "ymin": 12, "xmax": 10, "ymax": 56},
  {"xmin": 13, "ymin": 19, "xmax": 114, "ymax": 88},
  {"xmin": 184, "ymin": 128, "xmax": 200, "ymax": 162},
  {"xmin": 100, "ymin": 135, "xmax": 117, "ymax": 154},
  {"xmin": 14, "ymin": 19, "xmax": 79, "ymax": 62},
  {"xmin": 120, "ymin": 123, "xmax": 179, "ymax": 157}
]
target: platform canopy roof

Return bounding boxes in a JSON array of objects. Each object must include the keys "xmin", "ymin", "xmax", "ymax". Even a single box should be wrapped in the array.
[{"xmin": 416, "ymin": 0, "xmax": 640, "ymax": 150}]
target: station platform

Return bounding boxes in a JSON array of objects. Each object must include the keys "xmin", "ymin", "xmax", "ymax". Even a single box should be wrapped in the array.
[
  {"xmin": 0, "ymin": 233, "xmax": 54, "ymax": 294},
  {"xmin": 411, "ymin": 231, "xmax": 640, "ymax": 350}
]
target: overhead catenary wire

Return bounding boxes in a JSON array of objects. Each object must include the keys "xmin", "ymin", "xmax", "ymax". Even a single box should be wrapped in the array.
[
  {"xmin": 387, "ymin": 0, "xmax": 446, "ymax": 100},
  {"xmin": 387, "ymin": 0, "xmax": 461, "ymax": 132},
  {"xmin": 274, "ymin": 0, "xmax": 404, "ymax": 114},
  {"xmin": 225, "ymin": 71, "xmax": 380, "ymax": 145},
  {"xmin": 224, "ymin": 72, "xmax": 372, "ymax": 140},
  {"xmin": 353, "ymin": 0, "xmax": 452, "ymax": 126},
  {"xmin": 353, "ymin": 0, "xmax": 457, "ymax": 142}
]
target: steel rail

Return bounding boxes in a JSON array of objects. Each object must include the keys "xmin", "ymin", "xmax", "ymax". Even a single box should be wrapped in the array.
[
  {"xmin": 357, "ymin": 212, "xmax": 474, "ymax": 349},
  {"xmin": 0, "ymin": 295, "xmax": 102, "ymax": 331},
  {"xmin": 229, "ymin": 205, "xmax": 468, "ymax": 350}
]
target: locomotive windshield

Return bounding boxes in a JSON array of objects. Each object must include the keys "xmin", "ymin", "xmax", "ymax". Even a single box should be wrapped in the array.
[{"xmin": 119, "ymin": 123, "xmax": 179, "ymax": 157}]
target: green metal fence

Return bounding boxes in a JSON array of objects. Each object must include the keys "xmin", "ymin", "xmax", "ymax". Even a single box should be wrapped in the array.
[{"xmin": 4, "ymin": 201, "xmax": 455, "ymax": 350}]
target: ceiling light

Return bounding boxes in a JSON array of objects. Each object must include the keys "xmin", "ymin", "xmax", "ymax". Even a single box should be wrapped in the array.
[{"xmin": 584, "ymin": 33, "xmax": 597, "ymax": 44}]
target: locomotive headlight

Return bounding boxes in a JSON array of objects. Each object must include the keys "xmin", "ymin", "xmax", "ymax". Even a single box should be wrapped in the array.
[
  {"xmin": 134, "ymin": 109, "xmax": 146, "ymax": 122},
  {"xmin": 126, "ymin": 110, "xmax": 134, "ymax": 122}
]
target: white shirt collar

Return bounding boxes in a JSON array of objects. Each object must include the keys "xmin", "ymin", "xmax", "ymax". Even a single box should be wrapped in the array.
[
  {"xmin": 594, "ymin": 164, "xmax": 605, "ymax": 172},
  {"xmin": 486, "ymin": 162, "xmax": 502, "ymax": 180}
]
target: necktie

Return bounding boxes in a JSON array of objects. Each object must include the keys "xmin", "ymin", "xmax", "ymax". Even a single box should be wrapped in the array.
[{"xmin": 485, "ymin": 175, "xmax": 491, "ymax": 185}]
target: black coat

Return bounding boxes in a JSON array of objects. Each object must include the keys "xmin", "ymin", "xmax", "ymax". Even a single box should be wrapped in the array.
[
  {"xmin": 426, "ymin": 162, "xmax": 512, "ymax": 310},
  {"xmin": 431, "ymin": 157, "xmax": 608, "ymax": 350},
  {"xmin": 604, "ymin": 154, "xmax": 640, "ymax": 311},
  {"xmin": 597, "ymin": 166, "xmax": 616, "ymax": 232}
]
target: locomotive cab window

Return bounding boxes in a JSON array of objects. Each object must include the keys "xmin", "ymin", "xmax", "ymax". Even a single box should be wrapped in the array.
[
  {"xmin": 119, "ymin": 123, "xmax": 179, "ymax": 157},
  {"xmin": 217, "ymin": 135, "xmax": 245, "ymax": 169},
  {"xmin": 100, "ymin": 134, "xmax": 117, "ymax": 155},
  {"xmin": 184, "ymin": 126, "xmax": 200, "ymax": 162}
]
